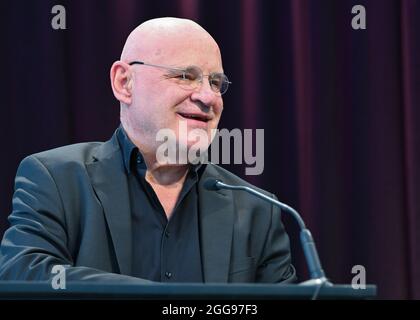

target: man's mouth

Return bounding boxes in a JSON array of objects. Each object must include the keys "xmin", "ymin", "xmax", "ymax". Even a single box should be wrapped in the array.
[{"xmin": 177, "ymin": 112, "xmax": 210, "ymax": 123}]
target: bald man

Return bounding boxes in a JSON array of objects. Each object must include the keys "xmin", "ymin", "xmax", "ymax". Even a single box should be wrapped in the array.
[{"xmin": 0, "ymin": 18, "xmax": 296, "ymax": 284}]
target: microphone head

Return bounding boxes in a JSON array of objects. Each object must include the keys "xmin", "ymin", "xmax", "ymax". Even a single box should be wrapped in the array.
[{"xmin": 203, "ymin": 178, "xmax": 222, "ymax": 191}]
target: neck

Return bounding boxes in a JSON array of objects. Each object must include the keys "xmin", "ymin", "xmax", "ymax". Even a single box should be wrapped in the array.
[
  {"xmin": 123, "ymin": 125, "xmax": 190, "ymax": 186},
  {"xmin": 145, "ymin": 162, "xmax": 190, "ymax": 186},
  {"xmin": 141, "ymin": 147, "xmax": 190, "ymax": 186}
]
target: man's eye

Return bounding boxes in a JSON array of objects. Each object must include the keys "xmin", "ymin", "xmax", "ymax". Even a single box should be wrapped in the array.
[
  {"xmin": 168, "ymin": 71, "xmax": 194, "ymax": 81},
  {"xmin": 182, "ymin": 72, "xmax": 196, "ymax": 81},
  {"xmin": 210, "ymin": 75, "xmax": 222, "ymax": 88},
  {"xmin": 211, "ymin": 79, "xmax": 221, "ymax": 87},
  {"xmin": 166, "ymin": 71, "xmax": 185, "ymax": 79}
]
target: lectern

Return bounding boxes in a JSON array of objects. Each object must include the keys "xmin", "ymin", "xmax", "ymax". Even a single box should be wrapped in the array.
[{"xmin": 0, "ymin": 281, "xmax": 376, "ymax": 300}]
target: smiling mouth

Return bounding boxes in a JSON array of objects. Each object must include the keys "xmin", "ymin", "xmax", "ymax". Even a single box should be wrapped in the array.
[{"xmin": 177, "ymin": 112, "xmax": 210, "ymax": 123}]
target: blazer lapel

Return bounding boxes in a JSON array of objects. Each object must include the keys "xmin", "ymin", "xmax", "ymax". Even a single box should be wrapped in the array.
[
  {"xmin": 198, "ymin": 165, "xmax": 234, "ymax": 283},
  {"xmin": 86, "ymin": 134, "xmax": 132, "ymax": 276}
]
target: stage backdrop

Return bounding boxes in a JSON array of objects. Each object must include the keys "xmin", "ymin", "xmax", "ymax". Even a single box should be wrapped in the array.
[{"xmin": 0, "ymin": 0, "xmax": 419, "ymax": 299}]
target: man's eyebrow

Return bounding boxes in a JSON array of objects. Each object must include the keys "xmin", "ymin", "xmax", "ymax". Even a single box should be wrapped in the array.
[{"xmin": 165, "ymin": 63, "xmax": 226, "ymax": 75}]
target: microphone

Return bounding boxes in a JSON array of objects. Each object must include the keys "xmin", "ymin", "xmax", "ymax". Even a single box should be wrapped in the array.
[{"xmin": 203, "ymin": 178, "xmax": 331, "ymax": 286}]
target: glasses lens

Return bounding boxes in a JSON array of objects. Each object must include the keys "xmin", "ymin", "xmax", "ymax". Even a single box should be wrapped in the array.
[
  {"xmin": 210, "ymin": 74, "xmax": 229, "ymax": 95},
  {"xmin": 184, "ymin": 66, "xmax": 201, "ymax": 81},
  {"xmin": 175, "ymin": 66, "xmax": 201, "ymax": 90},
  {"xmin": 168, "ymin": 65, "xmax": 230, "ymax": 95}
]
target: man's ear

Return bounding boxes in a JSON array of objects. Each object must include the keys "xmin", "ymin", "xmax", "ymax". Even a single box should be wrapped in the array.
[{"xmin": 110, "ymin": 61, "xmax": 133, "ymax": 105}]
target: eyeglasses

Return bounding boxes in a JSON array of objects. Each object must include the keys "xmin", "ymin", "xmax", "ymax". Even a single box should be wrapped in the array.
[{"xmin": 128, "ymin": 61, "xmax": 232, "ymax": 95}]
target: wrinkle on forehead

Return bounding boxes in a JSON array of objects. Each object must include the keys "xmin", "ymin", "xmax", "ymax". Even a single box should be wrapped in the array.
[{"xmin": 120, "ymin": 17, "xmax": 222, "ymax": 68}]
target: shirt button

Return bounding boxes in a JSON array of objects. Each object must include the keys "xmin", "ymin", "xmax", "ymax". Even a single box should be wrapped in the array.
[
  {"xmin": 165, "ymin": 272, "xmax": 172, "ymax": 279},
  {"xmin": 165, "ymin": 231, "xmax": 170, "ymax": 238},
  {"xmin": 137, "ymin": 156, "xmax": 142, "ymax": 164}
]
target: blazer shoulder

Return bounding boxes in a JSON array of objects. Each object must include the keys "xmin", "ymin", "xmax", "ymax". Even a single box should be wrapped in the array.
[
  {"xmin": 26, "ymin": 142, "xmax": 103, "ymax": 168},
  {"xmin": 16, "ymin": 133, "xmax": 120, "ymax": 185}
]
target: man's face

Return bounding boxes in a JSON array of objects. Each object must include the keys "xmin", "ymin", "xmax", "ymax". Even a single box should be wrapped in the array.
[{"xmin": 128, "ymin": 33, "xmax": 224, "ymax": 159}]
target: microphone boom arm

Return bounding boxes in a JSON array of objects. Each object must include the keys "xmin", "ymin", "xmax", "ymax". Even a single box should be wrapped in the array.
[{"xmin": 213, "ymin": 180, "xmax": 330, "ymax": 284}]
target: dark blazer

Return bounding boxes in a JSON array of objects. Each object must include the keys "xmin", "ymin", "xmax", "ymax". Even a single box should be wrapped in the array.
[{"xmin": 0, "ymin": 130, "xmax": 296, "ymax": 283}]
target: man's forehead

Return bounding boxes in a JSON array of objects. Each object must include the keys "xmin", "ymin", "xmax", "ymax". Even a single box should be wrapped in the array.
[{"xmin": 146, "ymin": 36, "xmax": 223, "ymax": 71}]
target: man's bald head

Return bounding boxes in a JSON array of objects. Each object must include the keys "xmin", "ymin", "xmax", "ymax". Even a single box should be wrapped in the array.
[
  {"xmin": 120, "ymin": 17, "xmax": 221, "ymax": 65},
  {"xmin": 111, "ymin": 18, "xmax": 225, "ymax": 159}
]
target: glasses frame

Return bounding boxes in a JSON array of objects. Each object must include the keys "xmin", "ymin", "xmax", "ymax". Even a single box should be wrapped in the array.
[{"xmin": 128, "ymin": 60, "xmax": 232, "ymax": 95}]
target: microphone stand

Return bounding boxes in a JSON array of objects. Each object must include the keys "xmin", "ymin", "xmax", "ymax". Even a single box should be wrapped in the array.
[{"xmin": 210, "ymin": 179, "xmax": 332, "ymax": 287}]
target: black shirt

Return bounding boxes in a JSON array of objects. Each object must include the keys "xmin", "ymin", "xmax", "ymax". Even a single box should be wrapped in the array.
[{"xmin": 116, "ymin": 126, "xmax": 204, "ymax": 282}]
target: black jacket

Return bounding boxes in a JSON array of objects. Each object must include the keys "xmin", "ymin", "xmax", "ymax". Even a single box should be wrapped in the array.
[{"xmin": 0, "ymin": 130, "xmax": 296, "ymax": 283}]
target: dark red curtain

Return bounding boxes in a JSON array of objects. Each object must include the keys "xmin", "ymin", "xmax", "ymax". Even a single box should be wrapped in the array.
[{"xmin": 0, "ymin": 0, "xmax": 419, "ymax": 299}]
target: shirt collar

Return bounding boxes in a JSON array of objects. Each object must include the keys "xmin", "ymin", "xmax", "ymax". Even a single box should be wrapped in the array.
[{"xmin": 116, "ymin": 125, "xmax": 141, "ymax": 174}]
